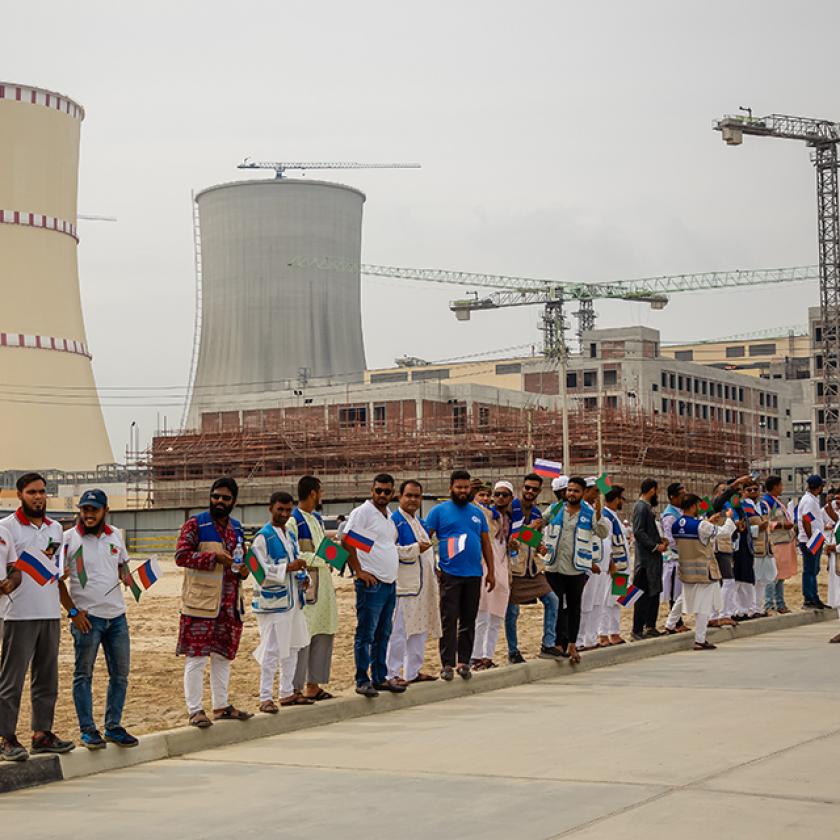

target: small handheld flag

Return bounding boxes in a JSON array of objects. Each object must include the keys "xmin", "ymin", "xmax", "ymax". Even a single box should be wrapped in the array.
[
  {"xmin": 15, "ymin": 550, "xmax": 57, "ymax": 587},
  {"xmin": 315, "ymin": 537, "xmax": 349, "ymax": 572},
  {"xmin": 698, "ymin": 496, "xmax": 712, "ymax": 515},
  {"xmin": 345, "ymin": 529, "xmax": 375, "ymax": 554},
  {"xmin": 135, "ymin": 557, "xmax": 162, "ymax": 591},
  {"xmin": 514, "ymin": 527, "xmax": 542, "ymax": 549},
  {"xmin": 807, "ymin": 530, "xmax": 826, "ymax": 556},
  {"xmin": 617, "ymin": 584, "xmax": 643, "ymax": 608},
  {"xmin": 72, "ymin": 546, "xmax": 87, "ymax": 588},
  {"xmin": 802, "ymin": 511, "xmax": 816, "ymax": 525},
  {"xmin": 595, "ymin": 472, "xmax": 613, "ymax": 494},
  {"xmin": 533, "ymin": 459, "xmax": 564, "ymax": 479},
  {"xmin": 443, "ymin": 534, "xmax": 468, "ymax": 560},
  {"xmin": 125, "ymin": 570, "xmax": 142, "ymax": 603},
  {"xmin": 611, "ymin": 573, "xmax": 629, "ymax": 597},
  {"xmin": 244, "ymin": 549, "xmax": 266, "ymax": 585}
]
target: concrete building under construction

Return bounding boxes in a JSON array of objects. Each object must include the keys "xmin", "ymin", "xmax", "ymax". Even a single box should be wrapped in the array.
[{"xmin": 149, "ymin": 325, "xmax": 802, "ymax": 507}]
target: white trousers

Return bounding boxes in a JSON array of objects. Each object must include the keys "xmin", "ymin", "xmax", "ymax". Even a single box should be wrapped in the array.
[
  {"xmin": 733, "ymin": 581, "xmax": 758, "ymax": 616},
  {"xmin": 577, "ymin": 605, "xmax": 603, "ymax": 648},
  {"xmin": 387, "ymin": 606, "xmax": 428, "ymax": 681},
  {"xmin": 753, "ymin": 579, "xmax": 773, "ymax": 613},
  {"xmin": 472, "ymin": 611, "xmax": 502, "ymax": 660},
  {"xmin": 184, "ymin": 653, "xmax": 231, "ymax": 714},
  {"xmin": 665, "ymin": 597, "xmax": 709, "ymax": 644},
  {"xmin": 695, "ymin": 613, "xmax": 710, "ymax": 644},
  {"xmin": 713, "ymin": 580, "xmax": 736, "ymax": 619},
  {"xmin": 599, "ymin": 604, "xmax": 621, "ymax": 636},
  {"xmin": 260, "ymin": 650, "xmax": 298, "ymax": 700},
  {"xmin": 665, "ymin": 594, "xmax": 684, "ymax": 629}
]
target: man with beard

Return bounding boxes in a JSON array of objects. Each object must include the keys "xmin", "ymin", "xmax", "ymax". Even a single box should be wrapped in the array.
[
  {"xmin": 600, "ymin": 486, "xmax": 629, "ymax": 645},
  {"xmin": 631, "ymin": 479, "xmax": 669, "ymax": 640},
  {"xmin": 425, "ymin": 469, "xmax": 495, "ymax": 681},
  {"xmin": 660, "ymin": 483, "xmax": 685, "ymax": 622},
  {"xmin": 344, "ymin": 474, "xmax": 402, "ymax": 697},
  {"xmin": 176, "ymin": 477, "xmax": 253, "ymax": 727},
  {"xmin": 0, "ymin": 473, "xmax": 75, "ymax": 761},
  {"xmin": 577, "ymin": 477, "xmax": 607, "ymax": 651},
  {"xmin": 60, "ymin": 489, "xmax": 138, "ymax": 749}
]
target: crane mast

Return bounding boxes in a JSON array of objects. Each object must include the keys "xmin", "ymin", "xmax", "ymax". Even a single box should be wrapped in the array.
[{"xmin": 716, "ymin": 111, "xmax": 840, "ymax": 482}]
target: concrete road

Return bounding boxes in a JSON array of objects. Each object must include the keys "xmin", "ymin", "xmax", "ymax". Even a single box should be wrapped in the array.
[{"xmin": 2, "ymin": 621, "xmax": 839, "ymax": 839}]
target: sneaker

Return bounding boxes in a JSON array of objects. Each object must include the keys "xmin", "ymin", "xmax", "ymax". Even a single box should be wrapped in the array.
[
  {"xmin": 539, "ymin": 645, "xmax": 567, "ymax": 660},
  {"xmin": 81, "ymin": 730, "xmax": 107, "ymax": 750},
  {"xmin": 440, "ymin": 666, "xmax": 455, "ymax": 681},
  {"xmin": 355, "ymin": 683, "xmax": 379, "ymax": 698},
  {"xmin": 508, "ymin": 650, "xmax": 526, "ymax": 664},
  {"xmin": 31, "ymin": 731, "xmax": 75, "ymax": 755},
  {"xmin": 104, "ymin": 727, "xmax": 139, "ymax": 748},
  {"xmin": 456, "ymin": 664, "xmax": 472, "ymax": 680},
  {"xmin": 1, "ymin": 736, "xmax": 28, "ymax": 762}
]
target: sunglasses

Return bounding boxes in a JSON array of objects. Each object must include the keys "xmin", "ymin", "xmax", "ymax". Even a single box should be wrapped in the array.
[
  {"xmin": 523, "ymin": 485, "xmax": 541, "ymax": 493},
  {"xmin": 210, "ymin": 493, "xmax": 234, "ymax": 502},
  {"xmin": 493, "ymin": 491, "xmax": 512, "ymax": 498},
  {"xmin": 373, "ymin": 488, "xmax": 392, "ymax": 495}
]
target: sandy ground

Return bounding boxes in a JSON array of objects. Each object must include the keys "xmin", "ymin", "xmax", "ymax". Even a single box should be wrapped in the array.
[{"xmin": 11, "ymin": 557, "xmax": 834, "ymax": 741}]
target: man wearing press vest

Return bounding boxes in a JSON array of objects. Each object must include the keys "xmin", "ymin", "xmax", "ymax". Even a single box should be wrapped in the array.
[{"xmin": 0, "ymin": 473, "xmax": 75, "ymax": 761}]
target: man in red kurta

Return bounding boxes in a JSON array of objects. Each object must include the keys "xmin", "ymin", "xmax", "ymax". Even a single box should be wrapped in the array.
[{"xmin": 176, "ymin": 477, "xmax": 253, "ymax": 727}]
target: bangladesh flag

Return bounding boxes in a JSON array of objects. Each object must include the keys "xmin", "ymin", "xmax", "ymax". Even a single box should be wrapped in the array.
[
  {"xmin": 516, "ymin": 526, "xmax": 542, "ymax": 549},
  {"xmin": 244, "ymin": 549, "xmax": 266, "ymax": 585},
  {"xmin": 72, "ymin": 546, "xmax": 87, "ymax": 588},
  {"xmin": 698, "ymin": 496, "xmax": 712, "ymax": 514},
  {"xmin": 611, "ymin": 573, "xmax": 629, "ymax": 596},
  {"xmin": 125, "ymin": 570, "xmax": 142, "ymax": 603},
  {"xmin": 315, "ymin": 537, "xmax": 349, "ymax": 572},
  {"xmin": 596, "ymin": 472, "xmax": 613, "ymax": 494}
]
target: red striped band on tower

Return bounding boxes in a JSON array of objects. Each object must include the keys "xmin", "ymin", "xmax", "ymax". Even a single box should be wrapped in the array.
[
  {"xmin": 0, "ymin": 82, "xmax": 84, "ymax": 120},
  {"xmin": 0, "ymin": 332, "xmax": 91, "ymax": 360},
  {"xmin": 0, "ymin": 209, "xmax": 78, "ymax": 242}
]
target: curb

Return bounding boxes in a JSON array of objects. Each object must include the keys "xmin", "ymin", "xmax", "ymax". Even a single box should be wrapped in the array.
[
  {"xmin": 53, "ymin": 608, "xmax": 836, "ymax": 784},
  {"xmin": 0, "ymin": 755, "xmax": 62, "ymax": 793}
]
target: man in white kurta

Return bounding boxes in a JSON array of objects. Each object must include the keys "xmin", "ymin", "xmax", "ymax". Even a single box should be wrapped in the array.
[
  {"xmin": 664, "ymin": 495, "xmax": 735, "ymax": 650},
  {"xmin": 250, "ymin": 493, "xmax": 311, "ymax": 711},
  {"xmin": 578, "ymin": 477, "xmax": 608, "ymax": 650},
  {"xmin": 386, "ymin": 480, "xmax": 442, "ymax": 683}
]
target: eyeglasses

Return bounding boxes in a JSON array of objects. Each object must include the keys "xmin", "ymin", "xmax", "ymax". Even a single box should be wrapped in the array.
[{"xmin": 210, "ymin": 493, "xmax": 234, "ymax": 502}]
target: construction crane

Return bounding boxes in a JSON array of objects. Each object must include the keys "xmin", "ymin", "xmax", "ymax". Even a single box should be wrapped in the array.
[
  {"xmin": 715, "ymin": 110, "xmax": 840, "ymax": 481},
  {"xmin": 237, "ymin": 159, "xmax": 421, "ymax": 180}
]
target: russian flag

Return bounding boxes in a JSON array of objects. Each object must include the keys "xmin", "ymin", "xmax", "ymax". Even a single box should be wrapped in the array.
[
  {"xmin": 807, "ymin": 530, "xmax": 826, "ymax": 555},
  {"xmin": 16, "ymin": 550, "xmax": 57, "ymax": 586},
  {"xmin": 617, "ymin": 584, "xmax": 644, "ymax": 608},
  {"xmin": 443, "ymin": 534, "xmax": 468, "ymax": 560},
  {"xmin": 135, "ymin": 557, "xmax": 162, "ymax": 590},
  {"xmin": 345, "ymin": 529, "xmax": 375, "ymax": 554},
  {"xmin": 533, "ymin": 459, "xmax": 563, "ymax": 479},
  {"xmin": 803, "ymin": 511, "xmax": 816, "ymax": 525}
]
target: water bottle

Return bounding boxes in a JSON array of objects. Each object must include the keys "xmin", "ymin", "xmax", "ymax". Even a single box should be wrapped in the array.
[{"xmin": 232, "ymin": 538, "xmax": 244, "ymax": 574}]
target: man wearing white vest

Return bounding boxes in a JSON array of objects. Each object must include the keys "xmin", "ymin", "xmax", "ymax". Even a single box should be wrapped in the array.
[
  {"xmin": 578, "ymin": 477, "xmax": 608, "ymax": 650},
  {"xmin": 250, "ymin": 491, "xmax": 311, "ymax": 711},
  {"xmin": 665, "ymin": 495, "xmax": 735, "ymax": 650},
  {"xmin": 600, "ymin": 485, "xmax": 629, "ymax": 645},
  {"xmin": 0, "ymin": 473, "xmax": 75, "ymax": 761},
  {"xmin": 387, "ymin": 479, "xmax": 441, "ymax": 684}
]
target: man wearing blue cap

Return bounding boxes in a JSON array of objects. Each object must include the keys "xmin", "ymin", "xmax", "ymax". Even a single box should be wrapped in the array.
[
  {"xmin": 797, "ymin": 475, "xmax": 829, "ymax": 610},
  {"xmin": 60, "ymin": 489, "xmax": 138, "ymax": 749}
]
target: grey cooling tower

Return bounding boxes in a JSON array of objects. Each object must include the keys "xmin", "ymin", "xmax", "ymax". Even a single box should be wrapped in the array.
[{"xmin": 186, "ymin": 179, "xmax": 367, "ymax": 426}]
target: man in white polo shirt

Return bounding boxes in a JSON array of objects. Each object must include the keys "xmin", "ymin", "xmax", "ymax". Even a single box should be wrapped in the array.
[
  {"xmin": 60, "ymin": 489, "xmax": 138, "ymax": 750},
  {"xmin": 343, "ymin": 473, "xmax": 402, "ymax": 698},
  {"xmin": 0, "ymin": 472, "xmax": 74, "ymax": 762}
]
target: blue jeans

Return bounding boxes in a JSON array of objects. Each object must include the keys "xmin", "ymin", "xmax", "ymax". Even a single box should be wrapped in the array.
[
  {"xmin": 70, "ymin": 613, "xmax": 130, "ymax": 734},
  {"xmin": 800, "ymin": 543, "xmax": 820, "ymax": 603},
  {"xmin": 504, "ymin": 590, "xmax": 559, "ymax": 654},
  {"xmin": 354, "ymin": 580, "xmax": 396, "ymax": 687},
  {"xmin": 764, "ymin": 580, "xmax": 787, "ymax": 611}
]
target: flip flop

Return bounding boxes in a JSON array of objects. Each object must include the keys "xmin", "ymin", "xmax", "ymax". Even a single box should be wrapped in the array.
[{"xmin": 306, "ymin": 689, "xmax": 335, "ymax": 701}]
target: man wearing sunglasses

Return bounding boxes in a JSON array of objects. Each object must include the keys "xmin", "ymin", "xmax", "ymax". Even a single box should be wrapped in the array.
[{"xmin": 176, "ymin": 477, "xmax": 253, "ymax": 728}]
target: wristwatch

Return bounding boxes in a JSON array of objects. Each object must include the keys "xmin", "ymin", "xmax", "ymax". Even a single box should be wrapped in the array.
[{"xmin": 68, "ymin": 607, "xmax": 79, "ymax": 619}]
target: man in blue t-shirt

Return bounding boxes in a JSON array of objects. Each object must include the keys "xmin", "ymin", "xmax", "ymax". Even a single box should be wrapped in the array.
[{"xmin": 425, "ymin": 469, "xmax": 495, "ymax": 681}]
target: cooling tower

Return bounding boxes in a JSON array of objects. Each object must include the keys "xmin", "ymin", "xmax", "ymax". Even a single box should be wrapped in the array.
[
  {"xmin": 186, "ymin": 179, "xmax": 367, "ymax": 426},
  {"xmin": 0, "ymin": 82, "xmax": 113, "ymax": 471}
]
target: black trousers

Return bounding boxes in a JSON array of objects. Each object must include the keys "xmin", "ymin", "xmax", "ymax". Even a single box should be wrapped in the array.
[
  {"xmin": 545, "ymin": 572, "xmax": 587, "ymax": 651},
  {"xmin": 0, "ymin": 619, "xmax": 60, "ymax": 739},
  {"xmin": 438, "ymin": 572, "xmax": 482, "ymax": 667},
  {"xmin": 632, "ymin": 592, "xmax": 660, "ymax": 635}
]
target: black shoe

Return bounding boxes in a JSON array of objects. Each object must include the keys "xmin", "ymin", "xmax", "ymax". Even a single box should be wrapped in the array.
[
  {"xmin": 440, "ymin": 666, "xmax": 454, "ymax": 681},
  {"xmin": 31, "ymin": 731, "xmax": 74, "ymax": 755},
  {"xmin": 815, "ymin": 600, "xmax": 828, "ymax": 610},
  {"xmin": 372, "ymin": 680, "xmax": 407, "ymax": 693},
  {"xmin": 539, "ymin": 645, "xmax": 567, "ymax": 660},
  {"xmin": 104, "ymin": 727, "xmax": 139, "ymax": 748},
  {"xmin": 802, "ymin": 601, "xmax": 820, "ymax": 610},
  {"xmin": 508, "ymin": 650, "xmax": 526, "ymax": 664},
  {"xmin": 643, "ymin": 628, "xmax": 663, "ymax": 638},
  {"xmin": 81, "ymin": 729, "xmax": 107, "ymax": 750},
  {"xmin": 1, "ymin": 736, "xmax": 28, "ymax": 762},
  {"xmin": 456, "ymin": 664, "xmax": 472, "ymax": 680},
  {"xmin": 630, "ymin": 632, "xmax": 645, "ymax": 641},
  {"xmin": 355, "ymin": 683, "xmax": 379, "ymax": 698}
]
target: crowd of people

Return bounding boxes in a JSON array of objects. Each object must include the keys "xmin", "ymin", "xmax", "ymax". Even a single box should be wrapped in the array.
[{"xmin": 0, "ymin": 466, "xmax": 837, "ymax": 762}]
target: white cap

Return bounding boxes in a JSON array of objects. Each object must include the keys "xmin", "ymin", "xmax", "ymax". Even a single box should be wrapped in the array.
[
  {"xmin": 494, "ymin": 480, "xmax": 515, "ymax": 494},
  {"xmin": 551, "ymin": 475, "xmax": 569, "ymax": 491},
  {"xmin": 585, "ymin": 476, "xmax": 598, "ymax": 488}
]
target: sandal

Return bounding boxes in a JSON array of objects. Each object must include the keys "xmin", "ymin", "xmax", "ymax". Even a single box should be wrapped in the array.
[
  {"xmin": 280, "ymin": 694, "xmax": 316, "ymax": 707},
  {"xmin": 410, "ymin": 673, "xmax": 438, "ymax": 682},
  {"xmin": 213, "ymin": 705, "xmax": 254, "ymax": 721},
  {"xmin": 305, "ymin": 689, "xmax": 335, "ymax": 701},
  {"xmin": 259, "ymin": 700, "xmax": 279, "ymax": 714},
  {"xmin": 189, "ymin": 710, "xmax": 213, "ymax": 729}
]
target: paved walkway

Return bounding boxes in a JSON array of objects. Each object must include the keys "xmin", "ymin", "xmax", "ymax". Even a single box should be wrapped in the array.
[{"xmin": 2, "ymin": 621, "xmax": 839, "ymax": 838}]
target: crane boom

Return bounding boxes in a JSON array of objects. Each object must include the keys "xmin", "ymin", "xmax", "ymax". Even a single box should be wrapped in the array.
[{"xmin": 237, "ymin": 159, "xmax": 421, "ymax": 179}]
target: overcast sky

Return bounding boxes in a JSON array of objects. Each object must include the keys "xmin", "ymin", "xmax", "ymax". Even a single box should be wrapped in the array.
[{"xmin": 2, "ymin": 0, "xmax": 834, "ymax": 459}]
